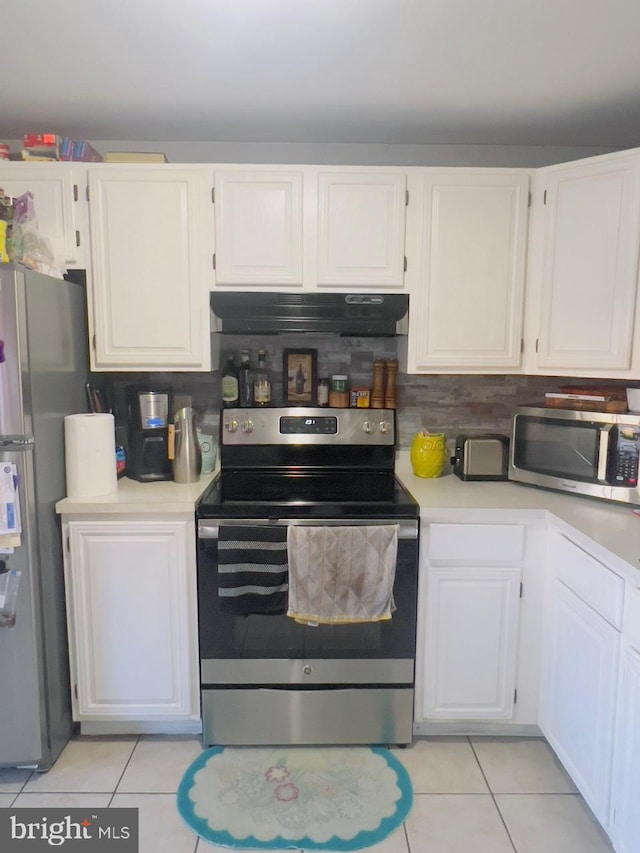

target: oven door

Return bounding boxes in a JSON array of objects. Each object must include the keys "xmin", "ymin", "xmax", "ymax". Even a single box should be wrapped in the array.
[{"xmin": 197, "ymin": 518, "xmax": 419, "ymax": 687}]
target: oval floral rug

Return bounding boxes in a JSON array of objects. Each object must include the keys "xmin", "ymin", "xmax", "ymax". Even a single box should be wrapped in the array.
[{"xmin": 177, "ymin": 745, "xmax": 412, "ymax": 850}]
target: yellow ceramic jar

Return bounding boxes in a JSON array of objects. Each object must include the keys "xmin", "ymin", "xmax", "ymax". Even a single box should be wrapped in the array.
[{"xmin": 410, "ymin": 432, "xmax": 447, "ymax": 478}]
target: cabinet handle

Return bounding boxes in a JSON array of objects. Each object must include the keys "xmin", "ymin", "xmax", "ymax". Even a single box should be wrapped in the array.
[
  {"xmin": 73, "ymin": 184, "xmax": 79, "ymax": 202},
  {"xmin": 75, "ymin": 230, "xmax": 80, "ymax": 247},
  {"xmin": 212, "ymin": 253, "xmax": 216, "ymax": 270}
]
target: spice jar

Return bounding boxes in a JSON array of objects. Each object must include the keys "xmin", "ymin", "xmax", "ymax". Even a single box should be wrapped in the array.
[
  {"xmin": 329, "ymin": 375, "xmax": 349, "ymax": 408},
  {"xmin": 317, "ymin": 377, "xmax": 329, "ymax": 407}
]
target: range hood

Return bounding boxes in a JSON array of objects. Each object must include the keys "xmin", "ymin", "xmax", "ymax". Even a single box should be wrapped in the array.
[{"xmin": 210, "ymin": 292, "xmax": 408, "ymax": 336}]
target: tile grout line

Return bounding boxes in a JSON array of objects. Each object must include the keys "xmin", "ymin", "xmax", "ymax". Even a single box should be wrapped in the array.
[
  {"xmin": 403, "ymin": 818, "xmax": 412, "ymax": 853},
  {"xmin": 107, "ymin": 735, "xmax": 141, "ymax": 806},
  {"xmin": 467, "ymin": 736, "xmax": 519, "ymax": 853}
]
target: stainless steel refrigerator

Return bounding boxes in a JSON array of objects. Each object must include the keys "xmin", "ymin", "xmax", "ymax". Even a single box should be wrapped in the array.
[{"xmin": 0, "ymin": 263, "xmax": 88, "ymax": 769}]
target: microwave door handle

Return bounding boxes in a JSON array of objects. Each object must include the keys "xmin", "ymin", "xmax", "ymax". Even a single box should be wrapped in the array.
[{"xmin": 597, "ymin": 425, "xmax": 613, "ymax": 482}]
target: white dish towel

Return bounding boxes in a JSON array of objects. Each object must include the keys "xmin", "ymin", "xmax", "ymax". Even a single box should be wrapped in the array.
[{"xmin": 286, "ymin": 524, "xmax": 399, "ymax": 625}]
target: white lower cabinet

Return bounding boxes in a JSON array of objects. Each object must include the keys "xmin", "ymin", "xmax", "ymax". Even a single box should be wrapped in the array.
[
  {"xmin": 611, "ymin": 585, "xmax": 640, "ymax": 853},
  {"xmin": 539, "ymin": 532, "xmax": 622, "ymax": 831},
  {"xmin": 415, "ymin": 519, "xmax": 544, "ymax": 733},
  {"xmin": 422, "ymin": 566, "xmax": 521, "ymax": 719},
  {"xmin": 611, "ymin": 646, "xmax": 640, "ymax": 852},
  {"xmin": 540, "ymin": 580, "xmax": 619, "ymax": 827},
  {"xmin": 63, "ymin": 517, "xmax": 199, "ymax": 729}
]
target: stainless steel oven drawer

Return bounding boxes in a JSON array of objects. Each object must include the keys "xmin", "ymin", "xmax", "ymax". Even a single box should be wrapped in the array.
[{"xmin": 202, "ymin": 687, "xmax": 414, "ymax": 745}]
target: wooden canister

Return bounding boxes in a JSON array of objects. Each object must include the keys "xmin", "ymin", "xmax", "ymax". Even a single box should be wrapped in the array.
[
  {"xmin": 384, "ymin": 359, "xmax": 398, "ymax": 409},
  {"xmin": 371, "ymin": 359, "xmax": 386, "ymax": 408}
]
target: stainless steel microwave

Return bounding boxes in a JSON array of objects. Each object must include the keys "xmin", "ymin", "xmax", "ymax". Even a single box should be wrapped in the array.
[{"xmin": 509, "ymin": 405, "xmax": 640, "ymax": 506}]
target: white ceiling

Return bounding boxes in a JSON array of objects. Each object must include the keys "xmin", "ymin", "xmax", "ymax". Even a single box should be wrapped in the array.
[{"xmin": 5, "ymin": 0, "xmax": 640, "ymax": 149}]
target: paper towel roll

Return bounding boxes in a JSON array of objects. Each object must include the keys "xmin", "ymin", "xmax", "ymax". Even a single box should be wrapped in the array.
[{"xmin": 64, "ymin": 413, "xmax": 118, "ymax": 499}]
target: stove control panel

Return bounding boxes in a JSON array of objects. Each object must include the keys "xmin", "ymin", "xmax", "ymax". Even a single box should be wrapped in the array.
[
  {"xmin": 221, "ymin": 407, "xmax": 396, "ymax": 446},
  {"xmin": 280, "ymin": 416, "xmax": 337, "ymax": 435}
]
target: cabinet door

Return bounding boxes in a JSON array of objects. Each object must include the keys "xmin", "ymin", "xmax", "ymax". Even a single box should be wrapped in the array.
[
  {"xmin": 422, "ymin": 566, "xmax": 521, "ymax": 719},
  {"xmin": 412, "ymin": 171, "xmax": 529, "ymax": 369},
  {"xmin": 214, "ymin": 169, "xmax": 303, "ymax": 286},
  {"xmin": 0, "ymin": 163, "xmax": 86, "ymax": 267},
  {"xmin": 88, "ymin": 167, "xmax": 211, "ymax": 370},
  {"xmin": 536, "ymin": 157, "xmax": 640, "ymax": 370},
  {"xmin": 611, "ymin": 646, "xmax": 640, "ymax": 853},
  {"xmin": 316, "ymin": 172, "xmax": 406, "ymax": 287},
  {"xmin": 65, "ymin": 520, "xmax": 198, "ymax": 720},
  {"xmin": 539, "ymin": 580, "xmax": 619, "ymax": 828}
]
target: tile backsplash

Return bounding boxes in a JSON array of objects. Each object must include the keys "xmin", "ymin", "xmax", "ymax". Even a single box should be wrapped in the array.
[{"xmin": 99, "ymin": 334, "xmax": 629, "ymax": 450}]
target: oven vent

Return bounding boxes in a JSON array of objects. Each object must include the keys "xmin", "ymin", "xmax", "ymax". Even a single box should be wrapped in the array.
[{"xmin": 210, "ymin": 292, "xmax": 409, "ymax": 336}]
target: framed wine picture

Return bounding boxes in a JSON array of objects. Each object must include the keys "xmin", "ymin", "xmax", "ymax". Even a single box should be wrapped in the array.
[{"xmin": 283, "ymin": 349, "xmax": 317, "ymax": 405}]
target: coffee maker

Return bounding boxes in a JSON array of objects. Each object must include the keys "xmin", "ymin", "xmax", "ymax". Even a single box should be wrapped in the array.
[{"xmin": 125, "ymin": 386, "xmax": 173, "ymax": 482}]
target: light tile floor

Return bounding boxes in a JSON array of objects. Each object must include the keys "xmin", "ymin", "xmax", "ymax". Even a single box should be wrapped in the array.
[{"xmin": 0, "ymin": 735, "xmax": 614, "ymax": 853}]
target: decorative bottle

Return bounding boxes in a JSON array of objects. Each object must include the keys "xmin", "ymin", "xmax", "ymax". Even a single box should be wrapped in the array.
[
  {"xmin": 239, "ymin": 350, "xmax": 253, "ymax": 407},
  {"xmin": 221, "ymin": 354, "xmax": 239, "ymax": 408},
  {"xmin": 253, "ymin": 349, "xmax": 272, "ymax": 407}
]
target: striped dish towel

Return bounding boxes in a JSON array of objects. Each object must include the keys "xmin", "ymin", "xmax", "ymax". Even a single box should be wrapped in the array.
[{"xmin": 217, "ymin": 525, "xmax": 288, "ymax": 615}]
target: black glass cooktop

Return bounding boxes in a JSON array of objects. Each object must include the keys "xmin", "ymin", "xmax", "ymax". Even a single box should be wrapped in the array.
[{"xmin": 197, "ymin": 471, "xmax": 419, "ymax": 520}]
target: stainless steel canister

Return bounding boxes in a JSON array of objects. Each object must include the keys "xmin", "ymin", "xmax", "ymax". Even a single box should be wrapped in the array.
[{"xmin": 172, "ymin": 407, "xmax": 202, "ymax": 483}]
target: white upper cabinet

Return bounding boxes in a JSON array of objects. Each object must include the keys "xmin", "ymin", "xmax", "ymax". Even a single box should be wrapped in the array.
[
  {"xmin": 88, "ymin": 165, "xmax": 213, "ymax": 371},
  {"xmin": 213, "ymin": 169, "xmax": 304, "ymax": 287},
  {"xmin": 212, "ymin": 167, "xmax": 408, "ymax": 291},
  {"xmin": 407, "ymin": 170, "xmax": 530, "ymax": 372},
  {"xmin": 316, "ymin": 171, "xmax": 406, "ymax": 287},
  {"xmin": 532, "ymin": 153, "xmax": 640, "ymax": 373},
  {"xmin": 0, "ymin": 162, "xmax": 88, "ymax": 268}
]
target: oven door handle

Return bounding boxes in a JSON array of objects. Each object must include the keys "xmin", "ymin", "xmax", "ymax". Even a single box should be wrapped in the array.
[{"xmin": 197, "ymin": 519, "xmax": 418, "ymax": 540}]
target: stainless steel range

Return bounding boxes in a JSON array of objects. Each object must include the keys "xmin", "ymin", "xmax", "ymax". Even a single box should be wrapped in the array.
[{"xmin": 196, "ymin": 407, "xmax": 419, "ymax": 746}]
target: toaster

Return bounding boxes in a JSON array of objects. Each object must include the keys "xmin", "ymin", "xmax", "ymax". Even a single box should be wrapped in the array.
[{"xmin": 452, "ymin": 433, "xmax": 510, "ymax": 481}]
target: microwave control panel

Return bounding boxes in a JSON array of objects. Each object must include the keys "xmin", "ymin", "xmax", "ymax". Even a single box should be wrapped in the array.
[{"xmin": 614, "ymin": 427, "xmax": 640, "ymax": 486}]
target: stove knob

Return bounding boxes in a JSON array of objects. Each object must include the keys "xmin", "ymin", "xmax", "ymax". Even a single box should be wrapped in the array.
[
  {"xmin": 225, "ymin": 419, "xmax": 239, "ymax": 433},
  {"xmin": 362, "ymin": 420, "xmax": 374, "ymax": 434},
  {"xmin": 378, "ymin": 419, "xmax": 392, "ymax": 435},
  {"xmin": 241, "ymin": 419, "xmax": 254, "ymax": 433},
  {"xmin": 303, "ymin": 665, "xmax": 313, "ymax": 676}
]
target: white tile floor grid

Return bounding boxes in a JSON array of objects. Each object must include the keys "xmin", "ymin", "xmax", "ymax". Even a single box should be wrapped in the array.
[{"xmin": 0, "ymin": 735, "xmax": 614, "ymax": 853}]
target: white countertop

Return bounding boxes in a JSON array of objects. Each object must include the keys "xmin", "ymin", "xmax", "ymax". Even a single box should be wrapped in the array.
[
  {"xmin": 55, "ymin": 453, "xmax": 640, "ymax": 576},
  {"xmin": 55, "ymin": 471, "xmax": 218, "ymax": 515},
  {"xmin": 395, "ymin": 454, "xmax": 640, "ymax": 576}
]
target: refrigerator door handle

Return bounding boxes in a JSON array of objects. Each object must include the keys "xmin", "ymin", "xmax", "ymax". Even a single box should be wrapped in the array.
[{"xmin": 0, "ymin": 437, "xmax": 34, "ymax": 450}]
